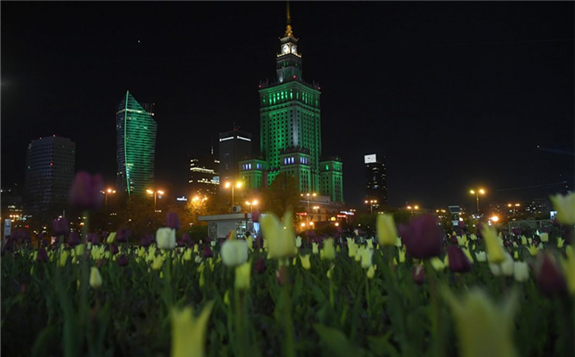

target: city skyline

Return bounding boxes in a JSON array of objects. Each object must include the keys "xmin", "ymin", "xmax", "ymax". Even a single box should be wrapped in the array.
[{"xmin": 2, "ymin": 2, "xmax": 573, "ymax": 209}]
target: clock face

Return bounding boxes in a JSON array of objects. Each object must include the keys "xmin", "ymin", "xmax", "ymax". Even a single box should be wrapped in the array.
[
  {"xmin": 291, "ymin": 46, "xmax": 297, "ymax": 54},
  {"xmin": 282, "ymin": 45, "xmax": 290, "ymax": 54}
]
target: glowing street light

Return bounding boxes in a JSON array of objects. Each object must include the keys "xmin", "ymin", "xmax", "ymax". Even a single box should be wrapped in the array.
[
  {"xmin": 101, "ymin": 188, "xmax": 116, "ymax": 206},
  {"xmin": 147, "ymin": 189, "xmax": 165, "ymax": 211},
  {"xmin": 469, "ymin": 188, "xmax": 486, "ymax": 214},
  {"xmin": 365, "ymin": 199, "xmax": 378, "ymax": 214},
  {"xmin": 244, "ymin": 199, "xmax": 259, "ymax": 213}
]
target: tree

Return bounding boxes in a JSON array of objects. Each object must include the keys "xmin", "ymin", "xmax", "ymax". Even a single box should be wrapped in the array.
[{"xmin": 261, "ymin": 172, "xmax": 302, "ymax": 217}]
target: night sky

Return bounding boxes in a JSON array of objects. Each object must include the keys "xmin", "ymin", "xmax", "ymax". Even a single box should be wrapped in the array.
[{"xmin": 2, "ymin": 2, "xmax": 573, "ymax": 210}]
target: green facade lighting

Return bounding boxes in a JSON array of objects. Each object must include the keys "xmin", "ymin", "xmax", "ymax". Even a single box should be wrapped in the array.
[{"xmin": 116, "ymin": 91, "xmax": 157, "ymax": 196}]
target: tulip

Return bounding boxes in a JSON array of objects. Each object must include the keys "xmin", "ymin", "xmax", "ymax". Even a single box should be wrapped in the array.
[
  {"xmin": 312, "ymin": 242, "xmax": 319, "ymax": 255},
  {"xmin": 90, "ymin": 267, "xmax": 102, "ymax": 289},
  {"xmin": 442, "ymin": 288, "xmax": 518, "ymax": 357},
  {"xmin": 140, "ymin": 234, "xmax": 153, "ymax": 248},
  {"xmin": 360, "ymin": 248, "xmax": 373, "ymax": 269},
  {"xmin": 115, "ymin": 229, "xmax": 130, "ymax": 243},
  {"xmin": 535, "ymin": 252, "xmax": 567, "ymax": 296},
  {"xmin": 110, "ymin": 244, "xmax": 119, "ymax": 255},
  {"xmin": 525, "ymin": 244, "xmax": 540, "ymax": 256},
  {"xmin": 366, "ymin": 239, "xmax": 374, "ymax": 249},
  {"xmin": 538, "ymin": 233, "xmax": 549, "ymax": 243},
  {"xmin": 394, "ymin": 237, "xmax": 402, "ymax": 247},
  {"xmin": 513, "ymin": 261, "xmax": 529, "ymax": 282},
  {"xmin": 157, "ymin": 228, "xmax": 176, "ymax": 250},
  {"xmin": 152, "ymin": 255, "xmax": 164, "ymax": 270},
  {"xmin": 221, "ymin": 239, "xmax": 248, "ymax": 267},
  {"xmin": 202, "ymin": 245, "xmax": 213, "ymax": 258},
  {"xmin": 68, "ymin": 232, "xmax": 81, "ymax": 248},
  {"xmin": 489, "ymin": 252, "xmax": 514, "ymax": 277},
  {"xmin": 87, "ymin": 233, "xmax": 100, "ymax": 245},
  {"xmin": 412, "ymin": 264, "xmax": 425, "ymax": 285},
  {"xmin": 556, "ymin": 238, "xmax": 565, "ymax": 248},
  {"xmin": 481, "ymin": 225, "xmax": 505, "ymax": 264},
  {"xmin": 549, "ymin": 192, "xmax": 575, "ymax": 225},
  {"xmin": 166, "ymin": 212, "xmax": 181, "ymax": 230},
  {"xmin": 401, "ymin": 214, "xmax": 443, "ymax": 259},
  {"xmin": 398, "ymin": 247, "xmax": 406, "ymax": 263},
  {"xmin": 117, "ymin": 254, "xmax": 128, "ymax": 267},
  {"xmin": 322, "ymin": 239, "xmax": 336, "ymax": 260},
  {"xmin": 366, "ymin": 265, "xmax": 377, "ymax": 279},
  {"xmin": 456, "ymin": 235, "xmax": 468, "ymax": 246},
  {"xmin": 106, "ymin": 232, "xmax": 116, "ymax": 244},
  {"xmin": 560, "ymin": 246, "xmax": 575, "ymax": 295},
  {"xmin": 447, "ymin": 246, "xmax": 472, "ymax": 273},
  {"xmin": 430, "ymin": 257, "xmax": 446, "ymax": 271},
  {"xmin": 52, "ymin": 218, "xmax": 70, "ymax": 236},
  {"xmin": 171, "ymin": 302, "xmax": 214, "ymax": 357},
  {"xmin": 326, "ymin": 264, "xmax": 335, "ymax": 280},
  {"xmin": 295, "ymin": 236, "xmax": 302, "ymax": 248},
  {"xmin": 59, "ymin": 250, "xmax": 70, "ymax": 267},
  {"xmin": 260, "ymin": 211, "xmax": 296, "ymax": 259},
  {"xmin": 299, "ymin": 254, "xmax": 311, "ymax": 270},
  {"xmin": 234, "ymin": 261, "xmax": 251, "ymax": 290},
  {"xmin": 36, "ymin": 248, "xmax": 48, "ymax": 263},
  {"xmin": 69, "ymin": 171, "xmax": 104, "ymax": 211}
]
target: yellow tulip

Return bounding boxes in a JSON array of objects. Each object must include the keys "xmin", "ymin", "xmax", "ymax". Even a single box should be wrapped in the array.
[
  {"xmin": 360, "ymin": 248, "xmax": 373, "ymax": 269},
  {"xmin": 260, "ymin": 211, "xmax": 296, "ymax": 259},
  {"xmin": 456, "ymin": 235, "xmax": 468, "ymax": 247},
  {"xmin": 183, "ymin": 249, "xmax": 192, "ymax": 261},
  {"xmin": 398, "ymin": 247, "xmax": 406, "ymax": 263},
  {"xmin": 322, "ymin": 239, "xmax": 336, "ymax": 260},
  {"xmin": 560, "ymin": 246, "xmax": 575, "ymax": 295},
  {"xmin": 295, "ymin": 236, "xmax": 302, "ymax": 248},
  {"xmin": 366, "ymin": 265, "xmax": 377, "ymax": 279},
  {"xmin": 348, "ymin": 242, "xmax": 356, "ymax": 258},
  {"xmin": 430, "ymin": 257, "xmax": 446, "ymax": 271},
  {"xmin": 469, "ymin": 234, "xmax": 477, "ymax": 241},
  {"xmin": 377, "ymin": 213, "xmax": 396, "ymax": 246},
  {"xmin": 152, "ymin": 255, "xmax": 164, "ymax": 270},
  {"xmin": 326, "ymin": 264, "xmax": 335, "ymax": 279},
  {"xmin": 526, "ymin": 244, "xmax": 540, "ymax": 256},
  {"xmin": 312, "ymin": 242, "xmax": 319, "ymax": 255},
  {"xmin": 481, "ymin": 225, "xmax": 505, "ymax": 264},
  {"xmin": 442, "ymin": 288, "xmax": 518, "ymax": 357},
  {"xmin": 394, "ymin": 237, "xmax": 402, "ymax": 247},
  {"xmin": 539, "ymin": 233, "xmax": 549, "ymax": 243},
  {"xmin": 475, "ymin": 251, "xmax": 486, "ymax": 262},
  {"xmin": 557, "ymin": 238, "xmax": 565, "ymax": 249},
  {"xmin": 106, "ymin": 232, "xmax": 116, "ymax": 244},
  {"xmin": 234, "ymin": 261, "xmax": 251, "ymax": 291},
  {"xmin": 300, "ymin": 254, "xmax": 311, "ymax": 270},
  {"xmin": 59, "ymin": 250, "xmax": 70, "ymax": 267},
  {"xmin": 549, "ymin": 192, "xmax": 575, "ymax": 225},
  {"xmin": 90, "ymin": 267, "xmax": 102, "ymax": 289},
  {"xmin": 171, "ymin": 302, "xmax": 214, "ymax": 357},
  {"xmin": 521, "ymin": 236, "xmax": 527, "ymax": 245},
  {"xmin": 366, "ymin": 239, "xmax": 374, "ymax": 249}
]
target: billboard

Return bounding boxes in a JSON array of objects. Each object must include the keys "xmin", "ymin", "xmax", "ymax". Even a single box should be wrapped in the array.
[{"xmin": 364, "ymin": 154, "xmax": 377, "ymax": 164}]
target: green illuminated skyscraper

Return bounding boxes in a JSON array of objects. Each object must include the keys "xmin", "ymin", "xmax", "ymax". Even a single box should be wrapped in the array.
[
  {"xmin": 116, "ymin": 91, "xmax": 157, "ymax": 196},
  {"xmin": 240, "ymin": 5, "xmax": 343, "ymax": 202}
]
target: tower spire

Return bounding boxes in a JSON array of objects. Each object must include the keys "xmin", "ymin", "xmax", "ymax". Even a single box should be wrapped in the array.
[{"xmin": 285, "ymin": 0, "xmax": 293, "ymax": 38}]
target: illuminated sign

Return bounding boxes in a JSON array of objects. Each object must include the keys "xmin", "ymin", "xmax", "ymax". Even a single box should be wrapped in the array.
[
  {"xmin": 176, "ymin": 196, "xmax": 188, "ymax": 202},
  {"xmin": 219, "ymin": 137, "xmax": 233, "ymax": 142},
  {"xmin": 237, "ymin": 136, "xmax": 251, "ymax": 142},
  {"xmin": 364, "ymin": 154, "xmax": 376, "ymax": 164}
]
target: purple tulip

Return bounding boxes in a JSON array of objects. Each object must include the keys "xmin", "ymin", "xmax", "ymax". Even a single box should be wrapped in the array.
[
  {"xmin": 401, "ymin": 214, "xmax": 443, "ymax": 260},
  {"xmin": 110, "ymin": 244, "xmax": 119, "ymax": 255},
  {"xmin": 117, "ymin": 254, "xmax": 129, "ymax": 267},
  {"xmin": 68, "ymin": 232, "xmax": 81, "ymax": 247},
  {"xmin": 450, "ymin": 235, "xmax": 458, "ymax": 244},
  {"xmin": 166, "ymin": 212, "xmax": 181, "ymax": 230},
  {"xmin": 255, "ymin": 258, "xmax": 266, "ymax": 274},
  {"xmin": 69, "ymin": 171, "xmax": 104, "ymax": 211},
  {"xmin": 140, "ymin": 234, "xmax": 153, "ymax": 248},
  {"xmin": 512, "ymin": 228, "xmax": 521, "ymax": 236},
  {"xmin": 87, "ymin": 233, "xmax": 100, "ymax": 245},
  {"xmin": 447, "ymin": 246, "xmax": 472, "ymax": 273},
  {"xmin": 116, "ymin": 229, "xmax": 130, "ymax": 243},
  {"xmin": 52, "ymin": 218, "xmax": 70, "ymax": 236},
  {"xmin": 178, "ymin": 233, "xmax": 192, "ymax": 247},
  {"xmin": 536, "ymin": 253, "xmax": 567, "ymax": 296},
  {"xmin": 37, "ymin": 248, "xmax": 49, "ymax": 263},
  {"xmin": 202, "ymin": 245, "xmax": 213, "ymax": 258},
  {"xmin": 412, "ymin": 264, "xmax": 425, "ymax": 285}
]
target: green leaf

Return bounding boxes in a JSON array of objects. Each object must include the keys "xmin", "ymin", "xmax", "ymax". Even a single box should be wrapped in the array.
[
  {"xmin": 314, "ymin": 323, "xmax": 364, "ymax": 357},
  {"xmin": 32, "ymin": 325, "xmax": 58, "ymax": 357}
]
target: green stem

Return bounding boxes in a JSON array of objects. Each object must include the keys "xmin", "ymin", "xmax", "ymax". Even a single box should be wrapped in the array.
[
  {"xmin": 425, "ymin": 260, "xmax": 441, "ymax": 357},
  {"xmin": 365, "ymin": 276, "xmax": 371, "ymax": 314},
  {"xmin": 234, "ymin": 288, "xmax": 246, "ymax": 357},
  {"xmin": 281, "ymin": 267, "xmax": 296, "ymax": 357}
]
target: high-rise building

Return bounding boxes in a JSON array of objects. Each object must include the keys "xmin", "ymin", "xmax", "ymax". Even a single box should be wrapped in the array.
[
  {"xmin": 364, "ymin": 154, "xmax": 387, "ymax": 207},
  {"xmin": 219, "ymin": 129, "xmax": 252, "ymax": 185},
  {"xmin": 116, "ymin": 91, "xmax": 158, "ymax": 196},
  {"xmin": 189, "ymin": 153, "xmax": 220, "ymax": 196},
  {"xmin": 240, "ymin": 4, "xmax": 344, "ymax": 202},
  {"xmin": 24, "ymin": 135, "xmax": 76, "ymax": 215}
]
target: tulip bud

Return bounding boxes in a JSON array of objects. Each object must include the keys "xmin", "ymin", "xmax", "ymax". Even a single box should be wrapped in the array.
[
  {"xmin": 513, "ymin": 261, "xmax": 529, "ymax": 282},
  {"xmin": 36, "ymin": 248, "xmax": 48, "ymax": 263},
  {"xmin": 116, "ymin": 229, "xmax": 130, "ymax": 243},
  {"xmin": 166, "ymin": 212, "xmax": 181, "ymax": 230},
  {"xmin": 447, "ymin": 246, "xmax": 472, "ymax": 273},
  {"xmin": 481, "ymin": 225, "xmax": 505, "ymax": 264},
  {"xmin": 312, "ymin": 242, "xmax": 319, "ymax": 255},
  {"xmin": 69, "ymin": 171, "xmax": 104, "ymax": 211},
  {"xmin": 295, "ymin": 236, "xmax": 302, "ymax": 248},
  {"xmin": 322, "ymin": 239, "xmax": 336, "ymax": 260},
  {"xmin": 221, "ymin": 240, "xmax": 248, "ymax": 267},
  {"xmin": 377, "ymin": 214, "xmax": 397, "ymax": 246},
  {"xmin": 117, "ymin": 254, "xmax": 128, "ymax": 267},
  {"xmin": 90, "ymin": 267, "xmax": 102, "ymax": 289},
  {"xmin": 535, "ymin": 252, "xmax": 567, "ymax": 296},
  {"xmin": 401, "ymin": 214, "xmax": 443, "ymax": 259},
  {"xmin": 260, "ymin": 212, "xmax": 296, "ymax": 259},
  {"xmin": 52, "ymin": 218, "xmax": 70, "ymax": 236},
  {"xmin": 234, "ymin": 261, "xmax": 251, "ymax": 290},
  {"xmin": 152, "ymin": 255, "xmax": 164, "ymax": 270},
  {"xmin": 156, "ymin": 228, "xmax": 176, "ymax": 250},
  {"xmin": 299, "ymin": 254, "xmax": 311, "ymax": 270},
  {"xmin": 366, "ymin": 265, "xmax": 377, "ymax": 279},
  {"xmin": 360, "ymin": 248, "xmax": 373, "ymax": 269},
  {"xmin": 202, "ymin": 245, "xmax": 213, "ymax": 258},
  {"xmin": 87, "ymin": 233, "xmax": 100, "ymax": 245},
  {"xmin": 412, "ymin": 264, "xmax": 426, "ymax": 285},
  {"xmin": 68, "ymin": 232, "xmax": 81, "ymax": 248},
  {"xmin": 171, "ymin": 302, "xmax": 214, "ymax": 357}
]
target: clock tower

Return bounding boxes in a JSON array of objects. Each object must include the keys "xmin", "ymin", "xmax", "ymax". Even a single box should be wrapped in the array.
[{"xmin": 276, "ymin": 3, "xmax": 302, "ymax": 83}]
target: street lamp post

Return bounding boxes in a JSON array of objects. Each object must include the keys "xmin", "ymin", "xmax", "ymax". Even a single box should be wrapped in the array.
[
  {"xmin": 147, "ymin": 189, "xmax": 165, "ymax": 211},
  {"xmin": 469, "ymin": 188, "xmax": 486, "ymax": 214},
  {"xmin": 225, "ymin": 181, "xmax": 243, "ymax": 209},
  {"xmin": 245, "ymin": 200, "xmax": 258, "ymax": 214},
  {"xmin": 365, "ymin": 199, "xmax": 378, "ymax": 214},
  {"xmin": 101, "ymin": 188, "xmax": 116, "ymax": 207}
]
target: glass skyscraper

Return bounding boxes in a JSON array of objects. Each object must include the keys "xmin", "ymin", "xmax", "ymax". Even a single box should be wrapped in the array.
[{"xmin": 116, "ymin": 91, "xmax": 157, "ymax": 196}]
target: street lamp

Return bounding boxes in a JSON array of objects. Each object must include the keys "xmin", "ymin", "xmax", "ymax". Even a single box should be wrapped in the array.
[
  {"xmin": 469, "ymin": 188, "xmax": 486, "ymax": 214},
  {"xmin": 365, "ymin": 199, "xmax": 378, "ymax": 214},
  {"xmin": 304, "ymin": 192, "xmax": 317, "ymax": 223},
  {"xmin": 245, "ymin": 199, "xmax": 258, "ymax": 213},
  {"xmin": 224, "ymin": 181, "xmax": 243, "ymax": 208},
  {"xmin": 147, "ymin": 189, "xmax": 165, "ymax": 211},
  {"xmin": 101, "ymin": 188, "xmax": 116, "ymax": 206}
]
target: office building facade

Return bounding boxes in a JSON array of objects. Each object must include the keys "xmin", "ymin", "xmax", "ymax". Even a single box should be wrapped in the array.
[
  {"xmin": 219, "ymin": 130, "xmax": 252, "ymax": 185},
  {"xmin": 364, "ymin": 154, "xmax": 387, "ymax": 207},
  {"xmin": 189, "ymin": 154, "xmax": 220, "ymax": 196},
  {"xmin": 116, "ymin": 90, "xmax": 158, "ymax": 196},
  {"xmin": 24, "ymin": 136, "xmax": 76, "ymax": 214}
]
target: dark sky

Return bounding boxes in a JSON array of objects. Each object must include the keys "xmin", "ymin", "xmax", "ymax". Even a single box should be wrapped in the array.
[{"xmin": 2, "ymin": 1, "xmax": 574, "ymax": 210}]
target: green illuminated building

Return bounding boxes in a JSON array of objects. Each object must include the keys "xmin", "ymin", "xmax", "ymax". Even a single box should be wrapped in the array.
[
  {"xmin": 116, "ymin": 91, "xmax": 157, "ymax": 196},
  {"xmin": 240, "ymin": 5, "xmax": 343, "ymax": 202}
]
